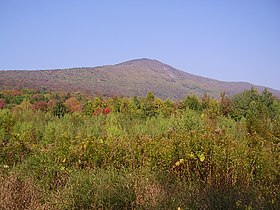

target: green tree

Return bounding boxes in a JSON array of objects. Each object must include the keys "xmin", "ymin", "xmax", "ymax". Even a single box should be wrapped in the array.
[
  {"xmin": 133, "ymin": 96, "xmax": 141, "ymax": 109},
  {"xmin": 113, "ymin": 97, "xmax": 122, "ymax": 113},
  {"xmin": 231, "ymin": 88, "xmax": 277, "ymax": 137},
  {"xmin": 260, "ymin": 88, "xmax": 275, "ymax": 118},
  {"xmin": 204, "ymin": 99, "xmax": 220, "ymax": 120},
  {"xmin": 162, "ymin": 98, "xmax": 175, "ymax": 117},
  {"xmin": 52, "ymin": 100, "xmax": 69, "ymax": 117},
  {"xmin": 141, "ymin": 92, "xmax": 156, "ymax": 117},
  {"xmin": 230, "ymin": 88, "xmax": 259, "ymax": 120},
  {"xmin": 180, "ymin": 95, "xmax": 202, "ymax": 111},
  {"xmin": 83, "ymin": 100, "xmax": 94, "ymax": 116},
  {"xmin": 92, "ymin": 97, "xmax": 102, "ymax": 112}
]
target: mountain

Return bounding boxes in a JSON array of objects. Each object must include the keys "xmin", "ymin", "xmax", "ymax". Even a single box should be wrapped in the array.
[{"xmin": 0, "ymin": 58, "xmax": 279, "ymax": 99}]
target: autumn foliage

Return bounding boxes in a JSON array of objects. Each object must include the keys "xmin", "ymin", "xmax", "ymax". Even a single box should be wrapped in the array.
[
  {"xmin": 0, "ymin": 98, "xmax": 5, "ymax": 109},
  {"xmin": 64, "ymin": 97, "xmax": 83, "ymax": 113},
  {"xmin": 0, "ymin": 88, "xmax": 279, "ymax": 209}
]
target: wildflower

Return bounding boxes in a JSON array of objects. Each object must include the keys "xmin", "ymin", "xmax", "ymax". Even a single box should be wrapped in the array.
[
  {"xmin": 175, "ymin": 159, "xmax": 184, "ymax": 166},
  {"xmin": 198, "ymin": 153, "xmax": 205, "ymax": 162},
  {"xmin": 3, "ymin": 164, "xmax": 9, "ymax": 169},
  {"xmin": 175, "ymin": 161, "xmax": 180, "ymax": 166},
  {"xmin": 188, "ymin": 152, "xmax": 195, "ymax": 159}
]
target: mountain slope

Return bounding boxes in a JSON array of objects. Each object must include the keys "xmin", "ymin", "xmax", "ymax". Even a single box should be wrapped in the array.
[{"xmin": 0, "ymin": 58, "xmax": 279, "ymax": 99}]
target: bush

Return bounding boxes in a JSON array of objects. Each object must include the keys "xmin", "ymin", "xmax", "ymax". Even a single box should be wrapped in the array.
[
  {"xmin": 0, "ymin": 172, "xmax": 44, "ymax": 210},
  {"xmin": 0, "ymin": 89, "xmax": 279, "ymax": 209}
]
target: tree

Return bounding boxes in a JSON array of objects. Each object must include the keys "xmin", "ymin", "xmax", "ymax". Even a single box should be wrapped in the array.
[
  {"xmin": 162, "ymin": 98, "xmax": 175, "ymax": 117},
  {"xmin": 92, "ymin": 97, "xmax": 102, "ymax": 113},
  {"xmin": 153, "ymin": 98, "xmax": 164, "ymax": 115},
  {"xmin": 133, "ymin": 96, "xmax": 141, "ymax": 110},
  {"xmin": 30, "ymin": 94, "xmax": 47, "ymax": 104},
  {"xmin": 32, "ymin": 101, "xmax": 48, "ymax": 112},
  {"xmin": 230, "ymin": 88, "xmax": 259, "ymax": 120},
  {"xmin": 141, "ymin": 92, "xmax": 156, "ymax": 117},
  {"xmin": 204, "ymin": 99, "xmax": 220, "ymax": 120},
  {"xmin": 15, "ymin": 99, "xmax": 32, "ymax": 111},
  {"xmin": 260, "ymin": 89, "xmax": 275, "ymax": 118},
  {"xmin": 230, "ymin": 88, "xmax": 277, "ymax": 136},
  {"xmin": 83, "ymin": 100, "xmax": 94, "ymax": 116},
  {"xmin": 52, "ymin": 100, "xmax": 68, "ymax": 117},
  {"xmin": 219, "ymin": 92, "xmax": 232, "ymax": 116},
  {"xmin": 201, "ymin": 93, "xmax": 210, "ymax": 109},
  {"xmin": 0, "ymin": 99, "xmax": 5, "ymax": 109},
  {"xmin": 102, "ymin": 107, "xmax": 111, "ymax": 115},
  {"xmin": 64, "ymin": 97, "xmax": 83, "ymax": 113},
  {"xmin": 119, "ymin": 98, "xmax": 129, "ymax": 113},
  {"xmin": 11, "ymin": 95, "xmax": 25, "ymax": 105},
  {"xmin": 180, "ymin": 95, "xmax": 202, "ymax": 111}
]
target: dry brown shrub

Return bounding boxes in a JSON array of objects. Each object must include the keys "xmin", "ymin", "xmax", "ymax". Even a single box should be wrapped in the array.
[
  {"xmin": 134, "ymin": 178, "xmax": 165, "ymax": 208},
  {"xmin": 0, "ymin": 172, "xmax": 44, "ymax": 210}
]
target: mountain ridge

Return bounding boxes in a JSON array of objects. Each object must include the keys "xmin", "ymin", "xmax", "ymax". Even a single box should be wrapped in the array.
[{"xmin": 0, "ymin": 58, "xmax": 279, "ymax": 99}]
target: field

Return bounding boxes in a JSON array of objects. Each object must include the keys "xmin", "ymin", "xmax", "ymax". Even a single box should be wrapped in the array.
[{"xmin": 0, "ymin": 89, "xmax": 279, "ymax": 209}]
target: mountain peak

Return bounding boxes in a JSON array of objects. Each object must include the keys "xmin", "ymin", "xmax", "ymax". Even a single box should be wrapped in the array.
[{"xmin": 116, "ymin": 58, "xmax": 163, "ymax": 66}]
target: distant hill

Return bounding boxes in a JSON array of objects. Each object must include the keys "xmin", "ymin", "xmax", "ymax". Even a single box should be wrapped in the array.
[{"xmin": 0, "ymin": 58, "xmax": 279, "ymax": 99}]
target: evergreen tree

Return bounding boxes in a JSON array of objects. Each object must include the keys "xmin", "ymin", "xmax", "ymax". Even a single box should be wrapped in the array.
[{"xmin": 52, "ymin": 100, "xmax": 68, "ymax": 117}]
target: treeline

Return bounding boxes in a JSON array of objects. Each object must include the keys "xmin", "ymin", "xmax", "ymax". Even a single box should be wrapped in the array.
[
  {"xmin": 1, "ymin": 88, "xmax": 280, "ymax": 138},
  {"xmin": 1, "ymin": 88, "xmax": 279, "ymax": 119},
  {"xmin": 0, "ymin": 88, "xmax": 279, "ymax": 209}
]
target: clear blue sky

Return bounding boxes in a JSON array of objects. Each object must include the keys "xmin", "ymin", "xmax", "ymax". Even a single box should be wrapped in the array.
[{"xmin": 1, "ymin": 0, "xmax": 280, "ymax": 90}]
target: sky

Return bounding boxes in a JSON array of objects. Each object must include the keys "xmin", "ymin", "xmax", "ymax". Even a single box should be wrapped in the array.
[{"xmin": 1, "ymin": 0, "xmax": 280, "ymax": 90}]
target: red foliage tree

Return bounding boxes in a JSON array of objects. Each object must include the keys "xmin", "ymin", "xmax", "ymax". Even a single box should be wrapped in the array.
[
  {"xmin": 32, "ymin": 101, "xmax": 49, "ymax": 112},
  {"xmin": 0, "ymin": 98, "xmax": 5, "ymax": 109},
  {"xmin": 102, "ymin": 107, "xmax": 111, "ymax": 115}
]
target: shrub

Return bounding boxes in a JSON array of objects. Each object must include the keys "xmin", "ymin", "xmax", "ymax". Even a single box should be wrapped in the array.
[{"xmin": 0, "ymin": 172, "xmax": 43, "ymax": 210}]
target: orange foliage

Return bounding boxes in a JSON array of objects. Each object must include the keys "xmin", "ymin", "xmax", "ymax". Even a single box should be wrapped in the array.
[
  {"xmin": 11, "ymin": 90, "xmax": 22, "ymax": 96},
  {"xmin": 64, "ymin": 97, "xmax": 83, "ymax": 113},
  {"xmin": 93, "ymin": 108, "xmax": 102, "ymax": 116},
  {"xmin": 47, "ymin": 99, "xmax": 57, "ymax": 110}
]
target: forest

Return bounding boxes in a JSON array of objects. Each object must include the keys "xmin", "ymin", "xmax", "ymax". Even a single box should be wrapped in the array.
[{"xmin": 0, "ymin": 88, "xmax": 279, "ymax": 209}]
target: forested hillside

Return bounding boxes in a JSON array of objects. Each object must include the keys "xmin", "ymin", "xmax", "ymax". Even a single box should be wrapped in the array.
[
  {"xmin": 1, "ymin": 59, "xmax": 280, "ymax": 99},
  {"xmin": 0, "ymin": 88, "xmax": 279, "ymax": 209}
]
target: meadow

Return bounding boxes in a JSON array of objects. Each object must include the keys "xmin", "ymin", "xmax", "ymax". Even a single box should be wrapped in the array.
[{"xmin": 0, "ymin": 89, "xmax": 279, "ymax": 209}]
